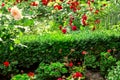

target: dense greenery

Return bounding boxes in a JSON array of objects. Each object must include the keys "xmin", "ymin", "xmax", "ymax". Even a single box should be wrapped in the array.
[{"xmin": 0, "ymin": 0, "xmax": 120, "ymax": 80}]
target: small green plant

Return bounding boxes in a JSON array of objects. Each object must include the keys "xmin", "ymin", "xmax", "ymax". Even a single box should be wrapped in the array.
[
  {"xmin": 11, "ymin": 74, "xmax": 29, "ymax": 80},
  {"xmin": 107, "ymin": 61, "xmax": 120, "ymax": 80},
  {"xmin": 35, "ymin": 62, "xmax": 68, "ymax": 80},
  {"xmin": 84, "ymin": 54, "xmax": 99, "ymax": 68},
  {"xmin": 99, "ymin": 52, "xmax": 116, "ymax": 75}
]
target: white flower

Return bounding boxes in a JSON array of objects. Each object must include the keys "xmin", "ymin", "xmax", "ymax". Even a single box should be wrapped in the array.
[{"xmin": 11, "ymin": 6, "xmax": 22, "ymax": 20}]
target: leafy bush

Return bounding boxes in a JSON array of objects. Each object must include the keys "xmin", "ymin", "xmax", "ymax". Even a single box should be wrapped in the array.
[
  {"xmin": 10, "ymin": 30, "xmax": 120, "ymax": 68},
  {"xmin": 107, "ymin": 61, "xmax": 120, "ymax": 80},
  {"xmin": 11, "ymin": 74, "xmax": 29, "ymax": 80},
  {"xmin": 35, "ymin": 62, "xmax": 68, "ymax": 80}
]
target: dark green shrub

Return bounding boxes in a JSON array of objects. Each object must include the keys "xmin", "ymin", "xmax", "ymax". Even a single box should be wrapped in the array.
[{"xmin": 12, "ymin": 30, "xmax": 120, "ymax": 67}]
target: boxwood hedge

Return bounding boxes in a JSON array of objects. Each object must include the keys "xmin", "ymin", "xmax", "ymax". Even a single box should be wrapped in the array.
[{"xmin": 4, "ymin": 30, "xmax": 120, "ymax": 68}]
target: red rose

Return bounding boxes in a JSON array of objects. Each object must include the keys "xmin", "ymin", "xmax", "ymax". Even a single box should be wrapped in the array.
[
  {"xmin": 54, "ymin": 5, "xmax": 62, "ymax": 10},
  {"xmin": 87, "ymin": 0, "xmax": 91, "ymax": 6},
  {"xmin": 95, "ymin": 19, "xmax": 100, "ymax": 24},
  {"xmin": 1, "ymin": 3, "xmax": 5, "ymax": 7},
  {"xmin": 72, "ymin": 26, "xmax": 77, "ymax": 31},
  {"xmin": 73, "ymin": 72, "xmax": 83, "ymax": 78},
  {"xmin": 82, "ymin": 51, "xmax": 87, "ymax": 55},
  {"xmin": 69, "ymin": 62, "xmax": 73, "ymax": 67},
  {"xmin": 62, "ymin": 28, "xmax": 67, "ymax": 34},
  {"xmin": 41, "ymin": 0, "xmax": 48, "ymax": 5},
  {"xmin": 30, "ymin": 1, "xmax": 39, "ymax": 6},
  {"xmin": 59, "ymin": 25, "xmax": 62, "ymax": 30},
  {"xmin": 28, "ymin": 72, "xmax": 34, "ymax": 77},
  {"xmin": 57, "ymin": 77, "xmax": 62, "ymax": 80},
  {"xmin": 82, "ymin": 14, "xmax": 87, "ymax": 20},
  {"xmin": 3, "ymin": 61, "xmax": 10, "ymax": 67},
  {"xmin": 8, "ymin": 8, "xmax": 11, "ymax": 12},
  {"xmin": 107, "ymin": 49, "xmax": 112, "ymax": 53},
  {"xmin": 91, "ymin": 0, "xmax": 94, "ymax": 3},
  {"xmin": 94, "ymin": 10, "xmax": 99, "ymax": 14}
]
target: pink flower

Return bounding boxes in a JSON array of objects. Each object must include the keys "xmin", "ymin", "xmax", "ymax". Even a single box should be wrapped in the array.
[
  {"xmin": 11, "ymin": 6, "xmax": 23, "ymax": 20},
  {"xmin": 3, "ymin": 61, "xmax": 10, "ymax": 67}
]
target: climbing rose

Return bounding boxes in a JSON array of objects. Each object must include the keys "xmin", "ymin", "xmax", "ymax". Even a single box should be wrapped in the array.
[
  {"xmin": 3, "ymin": 61, "xmax": 10, "ymax": 67},
  {"xmin": 54, "ymin": 5, "xmax": 62, "ymax": 10},
  {"xmin": 1, "ymin": 3, "xmax": 5, "ymax": 7},
  {"xmin": 73, "ymin": 72, "xmax": 83, "ymax": 78},
  {"xmin": 82, "ymin": 51, "xmax": 87, "ymax": 55},
  {"xmin": 107, "ymin": 49, "xmax": 112, "ymax": 53},
  {"xmin": 62, "ymin": 28, "xmax": 67, "ymax": 34},
  {"xmin": 11, "ymin": 6, "xmax": 22, "ymax": 20},
  {"xmin": 71, "ymin": 26, "xmax": 77, "ymax": 31},
  {"xmin": 41, "ymin": 0, "xmax": 48, "ymax": 5},
  {"xmin": 69, "ymin": 62, "xmax": 73, "ymax": 67},
  {"xmin": 30, "ymin": 1, "xmax": 39, "ymax": 6},
  {"xmin": 57, "ymin": 77, "xmax": 62, "ymax": 80},
  {"xmin": 28, "ymin": 72, "xmax": 34, "ymax": 77}
]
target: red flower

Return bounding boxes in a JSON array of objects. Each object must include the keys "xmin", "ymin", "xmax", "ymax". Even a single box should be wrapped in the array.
[
  {"xmin": 73, "ymin": 72, "xmax": 83, "ymax": 78},
  {"xmin": 94, "ymin": 10, "xmax": 99, "ymax": 14},
  {"xmin": 62, "ymin": 28, "xmax": 67, "ymax": 34},
  {"xmin": 87, "ymin": 0, "xmax": 91, "ymax": 7},
  {"xmin": 107, "ymin": 49, "xmax": 112, "ymax": 53},
  {"xmin": 82, "ymin": 14, "xmax": 87, "ymax": 20},
  {"xmin": 77, "ymin": 62, "xmax": 81, "ymax": 65},
  {"xmin": 8, "ymin": 8, "xmax": 11, "ymax": 12},
  {"xmin": 54, "ymin": 5, "xmax": 62, "ymax": 10},
  {"xmin": 41, "ymin": 0, "xmax": 48, "ymax": 5},
  {"xmin": 57, "ymin": 77, "xmax": 62, "ymax": 80},
  {"xmin": 59, "ymin": 25, "xmax": 62, "ymax": 30},
  {"xmin": 69, "ymin": 62, "xmax": 73, "ymax": 67},
  {"xmin": 30, "ymin": 1, "xmax": 39, "ymax": 6},
  {"xmin": 1, "ymin": 3, "xmax": 5, "ymax": 7},
  {"xmin": 16, "ymin": 0, "xmax": 21, "ymax": 3},
  {"xmin": 3, "ymin": 61, "xmax": 10, "ymax": 67},
  {"xmin": 82, "ymin": 51, "xmax": 87, "ymax": 55},
  {"xmin": 95, "ymin": 19, "xmax": 100, "ymax": 24},
  {"xmin": 81, "ymin": 19, "xmax": 87, "ymax": 26},
  {"xmin": 91, "ymin": 0, "xmax": 94, "ymax": 3},
  {"xmin": 28, "ymin": 72, "xmax": 34, "ymax": 77},
  {"xmin": 71, "ymin": 26, "xmax": 77, "ymax": 31}
]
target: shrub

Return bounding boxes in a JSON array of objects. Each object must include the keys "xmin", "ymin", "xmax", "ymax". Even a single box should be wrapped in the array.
[
  {"xmin": 8, "ymin": 30, "xmax": 120, "ymax": 68},
  {"xmin": 107, "ymin": 61, "xmax": 120, "ymax": 80},
  {"xmin": 35, "ymin": 62, "xmax": 68, "ymax": 80},
  {"xmin": 11, "ymin": 74, "xmax": 29, "ymax": 80}
]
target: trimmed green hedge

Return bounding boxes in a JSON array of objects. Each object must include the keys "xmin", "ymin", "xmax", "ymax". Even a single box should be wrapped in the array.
[{"xmin": 5, "ymin": 30, "xmax": 120, "ymax": 67}]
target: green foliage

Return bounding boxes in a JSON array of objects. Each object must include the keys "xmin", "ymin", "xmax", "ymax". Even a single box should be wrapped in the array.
[
  {"xmin": 35, "ymin": 62, "xmax": 68, "ymax": 80},
  {"xmin": 0, "ymin": 61, "xmax": 18, "ymax": 75},
  {"xmin": 99, "ymin": 52, "xmax": 116, "ymax": 75},
  {"xmin": 11, "ymin": 74, "xmax": 29, "ymax": 80},
  {"xmin": 107, "ymin": 61, "xmax": 120, "ymax": 80},
  {"xmin": 84, "ymin": 55, "xmax": 99, "ymax": 68},
  {"xmin": 10, "ymin": 30, "xmax": 120, "ymax": 68}
]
